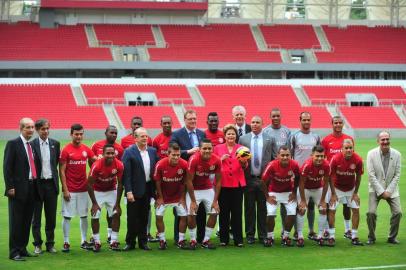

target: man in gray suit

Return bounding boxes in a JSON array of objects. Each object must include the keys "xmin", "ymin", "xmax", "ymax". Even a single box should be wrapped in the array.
[
  {"xmin": 239, "ymin": 116, "xmax": 274, "ymax": 244},
  {"xmin": 366, "ymin": 130, "xmax": 402, "ymax": 245}
]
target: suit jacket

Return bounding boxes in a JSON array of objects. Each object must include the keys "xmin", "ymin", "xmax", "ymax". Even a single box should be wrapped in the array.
[
  {"xmin": 122, "ymin": 145, "xmax": 158, "ymax": 198},
  {"xmin": 170, "ymin": 127, "xmax": 206, "ymax": 160},
  {"xmin": 3, "ymin": 136, "xmax": 34, "ymax": 200},
  {"xmin": 31, "ymin": 137, "xmax": 60, "ymax": 196},
  {"xmin": 238, "ymin": 132, "xmax": 274, "ymax": 187},
  {"xmin": 235, "ymin": 123, "xmax": 251, "ymax": 143},
  {"xmin": 367, "ymin": 147, "xmax": 401, "ymax": 198}
]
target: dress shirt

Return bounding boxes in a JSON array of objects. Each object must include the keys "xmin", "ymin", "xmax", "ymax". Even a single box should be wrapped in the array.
[
  {"xmin": 380, "ymin": 150, "xmax": 390, "ymax": 176},
  {"xmin": 138, "ymin": 146, "xmax": 151, "ymax": 182},
  {"xmin": 39, "ymin": 138, "xmax": 52, "ymax": 179},
  {"xmin": 20, "ymin": 134, "xmax": 35, "ymax": 179},
  {"xmin": 188, "ymin": 128, "xmax": 199, "ymax": 148}
]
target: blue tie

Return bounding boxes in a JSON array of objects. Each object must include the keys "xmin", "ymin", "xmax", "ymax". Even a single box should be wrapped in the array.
[
  {"xmin": 189, "ymin": 131, "xmax": 198, "ymax": 147},
  {"xmin": 253, "ymin": 135, "xmax": 260, "ymax": 168}
]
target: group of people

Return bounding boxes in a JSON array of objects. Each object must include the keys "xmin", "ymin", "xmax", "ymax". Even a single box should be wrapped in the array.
[{"xmin": 4, "ymin": 105, "xmax": 402, "ymax": 261}]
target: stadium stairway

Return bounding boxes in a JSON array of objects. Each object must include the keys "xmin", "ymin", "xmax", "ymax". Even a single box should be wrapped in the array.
[
  {"xmin": 292, "ymin": 85, "xmax": 311, "ymax": 106},
  {"xmin": 304, "ymin": 49, "xmax": 317, "ymax": 63},
  {"xmin": 103, "ymin": 104, "xmax": 125, "ymax": 129},
  {"xmin": 250, "ymin": 25, "xmax": 268, "ymax": 51},
  {"xmin": 151, "ymin": 26, "xmax": 167, "ymax": 48},
  {"xmin": 85, "ymin": 24, "xmax": 99, "ymax": 47},
  {"xmin": 393, "ymin": 105, "xmax": 406, "ymax": 126},
  {"xmin": 326, "ymin": 104, "xmax": 352, "ymax": 129},
  {"xmin": 173, "ymin": 104, "xmax": 186, "ymax": 127},
  {"xmin": 186, "ymin": 84, "xmax": 205, "ymax": 106},
  {"xmin": 280, "ymin": 49, "xmax": 291, "ymax": 63},
  {"xmin": 137, "ymin": 47, "xmax": 150, "ymax": 62},
  {"xmin": 71, "ymin": 84, "xmax": 88, "ymax": 106},
  {"xmin": 313, "ymin": 25, "xmax": 331, "ymax": 52}
]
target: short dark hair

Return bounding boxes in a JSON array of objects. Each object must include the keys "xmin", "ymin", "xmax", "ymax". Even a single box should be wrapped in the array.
[
  {"xmin": 278, "ymin": 145, "xmax": 290, "ymax": 153},
  {"xmin": 161, "ymin": 115, "xmax": 172, "ymax": 122},
  {"xmin": 200, "ymin": 138, "xmax": 213, "ymax": 147},
  {"xmin": 299, "ymin": 111, "xmax": 311, "ymax": 120},
  {"xmin": 207, "ymin": 112, "xmax": 218, "ymax": 119},
  {"xmin": 131, "ymin": 116, "xmax": 143, "ymax": 124},
  {"xmin": 312, "ymin": 145, "xmax": 325, "ymax": 153},
  {"xmin": 168, "ymin": 142, "xmax": 180, "ymax": 152},
  {"xmin": 270, "ymin": 108, "xmax": 281, "ymax": 116},
  {"xmin": 105, "ymin": 125, "xmax": 117, "ymax": 133},
  {"xmin": 70, "ymin": 123, "xmax": 83, "ymax": 134},
  {"xmin": 331, "ymin": 115, "xmax": 343, "ymax": 124},
  {"xmin": 35, "ymin": 118, "xmax": 49, "ymax": 130},
  {"xmin": 103, "ymin": 144, "xmax": 115, "ymax": 153}
]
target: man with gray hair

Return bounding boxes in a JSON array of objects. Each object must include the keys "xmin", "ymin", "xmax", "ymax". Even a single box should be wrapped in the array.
[
  {"xmin": 366, "ymin": 131, "xmax": 402, "ymax": 245},
  {"xmin": 232, "ymin": 105, "xmax": 251, "ymax": 141},
  {"xmin": 4, "ymin": 118, "xmax": 37, "ymax": 261}
]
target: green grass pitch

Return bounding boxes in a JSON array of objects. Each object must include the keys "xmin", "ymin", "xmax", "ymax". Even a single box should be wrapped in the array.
[{"xmin": 0, "ymin": 138, "xmax": 405, "ymax": 270}]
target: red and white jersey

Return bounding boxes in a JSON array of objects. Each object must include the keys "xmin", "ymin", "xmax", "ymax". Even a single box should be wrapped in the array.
[
  {"xmin": 152, "ymin": 132, "xmax": 171, "ymax": 159},
  {"xmin": 300, "ymin": 158, "xmax": 330, "ymax": 189},
  {"xmin": 321, "ymin": 133, "xmax": 354, "ymax": 161},
  {"xmin": 153, "ymin": 157, "xmax": 188, "ymax": 203},
  {"xmin": 60, "ymin": 143, "xmax": 95, "ymax": 192},
  {"xmin": 120, "ymin": 133, "xmax": 153, "ymax": 150},
  {"xmin": 330, "ymin": 152, "xmax": 363, "ymax": 192},
  {"xmin": 205, "ymin": 129, "xmax": 225, "ymax": 147},
  {"xmin": 187, "ymin": 152, "xmax": 221, "ymax": 190},
  {"xmin": 89, "ymin": 158, "xmax": 124, "ymax": 192},
  {"xmin": 262, "ymin": 159, "xmax": 300, "ymax": 193},
  {"xmin": 91, "ymin": 139, "xmax": 124, "ymax": 160}
]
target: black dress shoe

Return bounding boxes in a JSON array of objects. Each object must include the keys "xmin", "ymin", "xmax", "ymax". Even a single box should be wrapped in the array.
[
  {"xmin": 387, "ymin": 238, "xmax": 400, "ymax": 244},
  {"xmin": 247, "ymin": 237, "xmax": 255, "ymax": 244},
  {"xmin": 11, "ymin": 255, "xmax": 25, "ymax": 261},
  {"xmin": 122, "ymin": 244, "xmax": 135, "ymax": 251},
  {"xmin": 21, "ymin": 252, "xmax": 38, "ymax": 257},
  {"xmin": 366, "ymin": 239, "xmax": 376, "ymax": 245},
  {"xmin": 139, "ymin": 245, "xmax": 152, "ymax": 251}
]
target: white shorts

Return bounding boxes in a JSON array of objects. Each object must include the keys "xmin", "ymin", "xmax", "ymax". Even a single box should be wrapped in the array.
[
  {"xmin": 186, "ymin": 189, "xmax": 217, "ymax": 215},
  {"xmin": 297, "ymin": 187, "xmax": 329, "ymax": 210},
  {"xmin": 267, "ymin": 192, "xmax": 297, "ymax": 216},
  {"xmin": 62, "ymin": 192, "xmax": 89, "ymax": 218},
  {"xmin": 156, "ymin": 203, "xmax": 187, "ymax": 217},
  {"xmin": 329, "ymin": 188, "xmax": 359, "ymax": 210},
  {"xmin": 91, "ymin": 190, "xmax": 117, "ymax": 219}
]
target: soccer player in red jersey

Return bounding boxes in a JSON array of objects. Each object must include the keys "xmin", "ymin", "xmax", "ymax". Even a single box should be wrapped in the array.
[
  {"xmin": 120, "ymin": 116, "xmax": 152, "ymax": 150},
  {"xmin": 59, "ymin": 124, "xmax": 97, "ymax": 252},
  {"xmin": 153, "ymin": 142, "xmax": 188, "ymax": 250},
  {"xmin": 152, "ymin": 116, "xmax": 173, "ymax": 159},
  {"xmin": 261, "ymin": 145, "xmax": 300, "ymax": 247},
  {"xmin": 87, "ymin": 144, "xmax": 124, "ymax": 252},
  {"xmin": 92, "ymin": 125, "xmax": 124, "ymax": 160},
  {"xmin": 186, "ymin": 139, "xmax": 222, "ymax": 249},
  {"xmin": 297, "ymin": 145, "xmax": 330, "ymax": 247},
  {"xmin": 204, "ymin": 112, "xmax": 225, "ymax": 147},
  {"xmin": 321, "ymin": 116, "xmax": 354, "ymax": 238},
  {"xmin": 328, "ymin": 139, "xmax": 364, "ymax": 246}
]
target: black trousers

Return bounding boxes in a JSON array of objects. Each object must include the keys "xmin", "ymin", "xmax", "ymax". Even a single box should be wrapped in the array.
[
  {"xmin": 32, "ymin": 179, "xmax": 57, "ymax": 248},
  {"xmin": 219, "ymin": 187, "xmax": 243, "ymax": 245},
  {"xmin": 8, "ymin": 181, "xmax": 35, "ymax": 259},
  {"xmin": 126, "ymin": 194, "xmax": 150, "ymax": 248},
  {"xmin": 244, "ymin": 184, "xmax": 267, "ymax": 241},
  {"xmin": 196, "ymin": 203, "xmax": 207, "ymax": 243}
]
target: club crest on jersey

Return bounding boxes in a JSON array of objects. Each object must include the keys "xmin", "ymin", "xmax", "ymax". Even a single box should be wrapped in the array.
[
  {"xmin": 210, "ymin": 165, "xmax": 215, "ymax": 170},
  {"xmin": 115, "ymin": 150, "xmax": 119, "ymax": 156},
  {"xmin": 178, "ymin": 169, "xmax": 184, "ymax": 174},
  {"xmin": 218, "ymin": 138, "xmax": 224, "ymax": 143},
  {"xmin": 319, "ymin": 170, "xmax": 324, "ymax": 175},
  {"xmin": 112, "ymin": 169, "xmax": 117, "ymax": 175},
  {"xmin": 350, "ymin": 164, "xmax": 356, "ymax": 169},
  {"xmin": 288, "ymin": 170, "xmax": 293, "ymax": 176},
  {"xmin": 82, "ymin": 151, "xmax": 88, "ymax": 157},
  {"xmin": 281, "ymin": 132, "xmax": 286, "ymax": 139}
]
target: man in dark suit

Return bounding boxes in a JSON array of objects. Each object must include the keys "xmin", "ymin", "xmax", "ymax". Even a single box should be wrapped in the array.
[
  {"xmin": 239, "ymin": 115, "xmax": 275, "ymax": 245},
  {"xmin": 122, "ymin": 127, "xmax": 158, "ymax": 251},
  {"xmin": 232, "ymin": 105, "xmax": 251, "ymax": 142},
  {"xmin": 170, "ymin": 109, "xmax": 206, "ymax": 243},
  {"xmin": 4, "ymin": 117, "xmax": 38, "ymax": 261},
  {"xmin": 31, "ymin": 119, "xmax": 60, "ymax": 254}
]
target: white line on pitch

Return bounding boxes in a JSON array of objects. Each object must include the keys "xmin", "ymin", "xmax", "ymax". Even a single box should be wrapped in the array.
[{"xmin": 320, "ymin": 264, "xmax": 406, "ymax": 270}]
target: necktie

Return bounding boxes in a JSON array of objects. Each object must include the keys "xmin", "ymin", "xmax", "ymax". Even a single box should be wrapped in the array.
[
  {"xmin": 189, "ymin": 131, "xmax": 197, "ymax": 147},
  {"xmin": 238, "ymin": 128, "xmax": 243, "ymax": 137},
  {"xmin": 27, "ymin": 142, "xmax": 37, "ymax": 179},
  {"xmin": 253, "ymin": 135, "xmax": 260, "ymax": 168}
]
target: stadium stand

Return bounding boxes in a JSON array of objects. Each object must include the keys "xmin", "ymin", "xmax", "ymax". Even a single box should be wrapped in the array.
[
  {"xmin": 316, "ymin": 25, "xmax": 406, "ymax": 64},
  {"xmin": 340, "ymin": 107, "xmax": 405, "ymax": 128},
  {"xmin": 115, "ymin": 106, "xmax": 181, "ymax": 129},
  {"xmin": 0, "ymin": 84, "xmax": 108, "ymax": 129},
  {"xmin": 0, "ymin": 22, "xmax": 112, "ymax": 61},
  {"xmin": 148, "ymin": 24, "xmax": 281, "ymax": 62},
  {"xmin": 259, "ymin": 24, "xmax": 320, "ymax": 49},
  {"xmin": 93, "ymin": 24, "xmax": 155, "ymax": 46}
]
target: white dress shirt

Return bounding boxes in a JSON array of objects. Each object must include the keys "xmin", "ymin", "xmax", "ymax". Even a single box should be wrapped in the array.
[
  {"xmin": 39, "ymin": 138, "xmax": 53, "ymax": 179},
  {"xmin": 138, "ymin": 146, "xmax": 151, "ymax": 182}
]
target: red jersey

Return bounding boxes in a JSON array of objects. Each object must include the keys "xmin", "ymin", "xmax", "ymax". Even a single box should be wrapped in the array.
[
  {"xmin": 89, "ymin": 158, "xmax": 124, "ymax": 192},
  {"xmin": 91, "ymin": 139, "xmax": 124, "ymax": 160},
  {"xmin": 330, "ymin": 152, "xmax": 363, "ymax": 192},
  {"xmin": 187, "ymin": 152, "xmax": 221, "ymax": 190},
  {"xmin": 262, "ymin": 159, "xmax": 300, "ymax": 193},
  {"xmin": 300, "ymin": 158, "xmax": 330, "ymax": 189},
  {"xmin": 153, "ymin": 157, "xmax": 188, "ymax": 203},
  {"xmin": 205, "ymin": 129, "xmax": 225, "ymax": 147},
  {"xmin": 60, "ymin": 143, "xmax": 95, "ymax": 192},
  {"xmin": 152, "ymin": 132, "xmax": 171, "ymax": 159},
  {"xmin": 321, "ymin": 133, "xmax": 354, "ymax": 161},
  {"xmin": 120, "ymin": 133, "xmax": 153, "ymax": 149}
]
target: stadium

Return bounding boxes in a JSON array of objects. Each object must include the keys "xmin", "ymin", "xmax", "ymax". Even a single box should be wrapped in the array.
[{"xmin": 0, "ymin": 0, "xmax": 405, "ymax": 269}]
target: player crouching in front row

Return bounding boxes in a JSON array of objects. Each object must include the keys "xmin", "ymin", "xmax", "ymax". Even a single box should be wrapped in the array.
[
  {"xmin": 153, "ymin": 143, "xmax": 189, "ymax": 250},
  {"xmin": 87, "ymin": 144, "xmax": 124, "ymax": 252},
  {"xmin": 261, "ymin": 145, "xmax": 300, "ymax": 247},
  {"xmin": 327, "ymin": 139, "xmax": 364, "ymax": 246}
]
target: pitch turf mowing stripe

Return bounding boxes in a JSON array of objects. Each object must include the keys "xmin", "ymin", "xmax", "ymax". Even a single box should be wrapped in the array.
[{"xmin": 321, "ymin": 264, "xmax": 406, "ymax": 270}]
